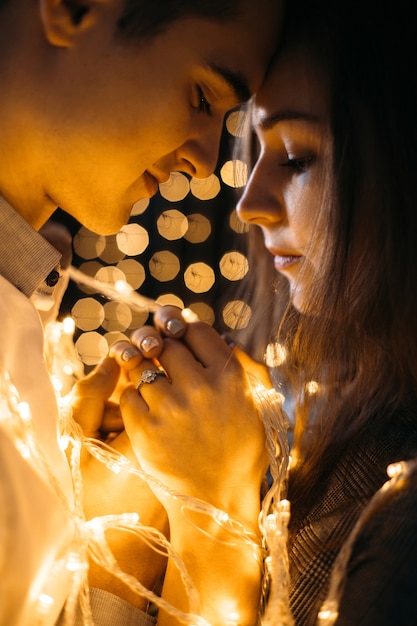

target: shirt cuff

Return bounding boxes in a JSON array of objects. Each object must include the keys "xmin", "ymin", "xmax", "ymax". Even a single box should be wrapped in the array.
[{"xmin": 82, "ymin": 588, "xmax": 157, "ymax": 626}]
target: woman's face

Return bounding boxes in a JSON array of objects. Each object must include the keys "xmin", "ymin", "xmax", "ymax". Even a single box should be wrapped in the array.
[{"xmin": 237, "ymin": 45, "xmax": 333, "ymax": 313}]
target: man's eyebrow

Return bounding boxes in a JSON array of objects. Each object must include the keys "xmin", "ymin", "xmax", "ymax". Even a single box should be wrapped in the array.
[
  {"xmin": 206, "ymin": 63, "xmax": 252, "ymax": 103},
  {"xmin": 257, "ymin": 110, "xmax": 320, "ymax": 131}
]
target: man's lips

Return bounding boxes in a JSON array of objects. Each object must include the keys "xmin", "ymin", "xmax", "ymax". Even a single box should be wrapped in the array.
[
  {"xmin": 142, "ymin": 169, "xmax": 171, "ymax": 197},
  {"xmin": 142, "ymin": 171, "xmax": 159, "ymax": 196}
]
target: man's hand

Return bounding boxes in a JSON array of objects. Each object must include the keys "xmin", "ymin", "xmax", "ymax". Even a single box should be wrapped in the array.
[{"xmin": 70, "ymin": 356, "xmax": 169, "ymax": 611}]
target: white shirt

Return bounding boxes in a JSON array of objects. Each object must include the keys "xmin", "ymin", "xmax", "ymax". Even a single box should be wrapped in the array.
[
  {"xmin": 0, "ymin": 198, "xmax": 154, "ymax": 626},
  {"xmin": 0, "ymin": 198, "xmax": 75, "ymax": 625}
]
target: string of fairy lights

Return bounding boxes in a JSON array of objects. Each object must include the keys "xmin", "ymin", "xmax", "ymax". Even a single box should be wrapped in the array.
[
  {"xmin": 3, "ymin": 277, "xmax": 416, "ymax": 624},
  {"xmin": 3, "ymin": 104, "xmax": 413, "ymax": 626},
  {"xmin": 5, "ymin": 304, "xmax": 293, "ymax": 625}
]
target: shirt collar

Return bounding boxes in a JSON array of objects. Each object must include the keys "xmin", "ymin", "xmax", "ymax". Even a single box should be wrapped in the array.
[{"xmin": 0, "ymin": 196, "xmax": 62, "ymax": 298}]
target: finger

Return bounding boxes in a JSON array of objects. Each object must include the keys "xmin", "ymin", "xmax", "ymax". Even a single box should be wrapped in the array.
[
  {"xmin": 232, "ymin": 346, "xmax": 273, "ymax": 389},
  {"xmin": 154, "ymin": 304, "xmax": 233, "ymax": 368},
  {"xmin": 157, "ymin": 321, "xmax": 233, "ymax": 371},
  {"xmin": 120, "ymin": 385, "xmax": 149, "ymax": 426},
  {"xmin": 109, "ymin": 340, "xmax": 143, "ymax": 370},
  {"xmin": 71, "ymin": 357, "xmax": 120, "ymax": 437},
  {"xmin": 128, "ymin": 361, "xmax": 171, "ymax": 405},
  {"xmin": 99, "ymin": 400, "xmax": 124, "ymax": 435},
  {"xmin": 129, "ymin": 326, "xmax": 164, "ymax": 359},
  {"xmin": 153, "ymin": 305, "xmax": 188, "ymax": 338}
]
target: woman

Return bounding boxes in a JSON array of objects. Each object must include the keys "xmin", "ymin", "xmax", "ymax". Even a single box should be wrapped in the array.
[
  {"xmin": 108, "ymin": 0, "xmax": 417, "ymax": 623},
  {"xmin": 235, "ymin": 1, "xmax": 417, "ymax": 623}
]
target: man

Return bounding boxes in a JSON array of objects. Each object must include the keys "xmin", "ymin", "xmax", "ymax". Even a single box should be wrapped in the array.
[{"xmin": 0, "ymin": 0, "xmax": 281, "ymax": 623}]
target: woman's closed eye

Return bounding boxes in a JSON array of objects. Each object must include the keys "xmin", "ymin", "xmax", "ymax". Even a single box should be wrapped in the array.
[{"xmin": 280, "ymin": 155, "xmax": 315, "ymax": 173}]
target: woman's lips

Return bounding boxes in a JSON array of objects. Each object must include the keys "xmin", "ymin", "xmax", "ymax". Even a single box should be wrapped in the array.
[{"xmin": 273, "ymin": 254, "xmax": 301, "ymax": 272}]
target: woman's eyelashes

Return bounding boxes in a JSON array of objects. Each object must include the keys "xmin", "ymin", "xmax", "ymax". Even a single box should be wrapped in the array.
[{"xmin": 280, "ymin": 155, "xmax": 315, "ymax": 173}]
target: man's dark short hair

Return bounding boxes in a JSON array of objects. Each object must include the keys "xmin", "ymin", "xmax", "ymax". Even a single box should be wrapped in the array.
[
  {"xmin": 117, "ymin": 0, "xmax": 241, "ymax": 40},
  {"xmin": 0, "ymin": 0, "xmax": 242, "ymax": 38}
]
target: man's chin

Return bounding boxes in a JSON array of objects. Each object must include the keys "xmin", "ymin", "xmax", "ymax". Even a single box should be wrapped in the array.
[{"xmin": 81, "ymin": 210, "xmax": 132, "ymax": 237}]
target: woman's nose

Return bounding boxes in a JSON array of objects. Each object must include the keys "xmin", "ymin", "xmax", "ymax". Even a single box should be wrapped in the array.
[{"xmin": 237, "ymin": 160, "xmax": 283, "ymax": 225}]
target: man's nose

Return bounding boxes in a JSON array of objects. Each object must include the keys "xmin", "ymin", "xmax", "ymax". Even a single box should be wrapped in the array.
[{"xmin": 175, "ymin": 119, "xmax": 224, "ymax": 179}]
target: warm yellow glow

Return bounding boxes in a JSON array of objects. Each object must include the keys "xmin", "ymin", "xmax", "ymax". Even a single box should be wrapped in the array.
[
  {"xmin": 289, "ymin": 453, "xmax": 299, "ymax": 469},
  {"xmin": 266, "ymin": 513, "xmax": 277, "ymax": 530},
  {"xmin": 51, "ymin": 377, "xmax": 63, "ymax": 393},
  {"xmin": 317, "ymin": 600, "xmax": 339, "ymax": 625},
  {"xmin": 305, "ymin": 380, "xmax": 320, "ymax": 395},
  {"xmin": 218, "ymin": 600, "xmax": 241, "ymax": 626},
  {"xmin": 115, "ymin": 279, "xmax": 132, "ymax": 296},
  {"xmin": 59, "ymin": 435, "xmax": 70, "ymax": 451},
  {"xmin": 266, "ymin": 388, "xmax": 285, "ymax": 405},
  {"xmin": 17, "ymin": 401, "xmax": 31, "ymax": 422},
  {"xmin": 216, "ymin": 511, "xmax": 230, "ymax": 524},
  {"xmin": 387, "ymin": 461, "xmax": 407, "ymax": 478},
  {"xmin": 182, "ymin": 307, "xmax": 200, "ymax": 323},
  {"xmin": 66, "ymin": 552, "xmax": 85, "ymax": 573},
  {"xmin": 226, "ymin": 611, "xmax": 240, "ymax": 626},
  {"xmin": 37, "ymin": 593, "xmax": 55, "ymax": 612},
  {"xmin": 318, "ymin": 609, "xmax": 334, "ymax": 620},
  {"xmin": 63, "ymin": 364, "xmax": 75, "ymax": 376},
  {"xmin": 62, "ymin": 316, "xmax": 76, "ymax": 335},
  {"xmin": 264, "ymin": 342, "xmax": 287, "ymax": 367}
]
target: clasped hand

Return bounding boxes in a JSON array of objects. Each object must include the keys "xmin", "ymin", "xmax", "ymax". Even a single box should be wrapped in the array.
[
  {"xmin": 110, "ymin": 306, "xmax": 271, "ymax": 528},
  {"xmin": 69, "ymin": 306, "xmax": 272, "ymax": 607}
]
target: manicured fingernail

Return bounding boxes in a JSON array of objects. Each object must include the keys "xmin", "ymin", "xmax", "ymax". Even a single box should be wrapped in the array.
[
  {"xmin": 121, "ymin": 347, "xmax": 141, "ymax": 362},
  {"xmin": 166, "ymin": 318, "xmax": 186, "ymax": 337},
  {"xmin": 140, "ymin": 336, "xmax": 161, "ymax": 352}
]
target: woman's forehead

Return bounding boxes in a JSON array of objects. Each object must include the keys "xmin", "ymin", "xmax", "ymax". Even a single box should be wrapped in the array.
[{"xmin": 253, "ymin": 46, "xmax": 329, "ymax": 126}]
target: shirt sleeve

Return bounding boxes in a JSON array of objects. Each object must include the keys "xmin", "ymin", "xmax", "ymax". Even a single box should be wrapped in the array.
[{"xmin": 62, "ymin": 588, "xmax": 157, "ymax": 626}]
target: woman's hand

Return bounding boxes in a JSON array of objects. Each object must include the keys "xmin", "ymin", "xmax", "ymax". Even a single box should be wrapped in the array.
[
  {"xmin": 116, "ymin": 310, "xmax": 269, "ymax": 528},
  {"xmin": 112, "ymin": 306, "xmax": 270, "ymax": 624}
]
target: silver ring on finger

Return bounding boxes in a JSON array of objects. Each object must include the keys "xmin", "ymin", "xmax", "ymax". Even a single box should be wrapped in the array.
[{"xmin": 135, "ymin": 368, "xmax": 166, "ymax": 391}]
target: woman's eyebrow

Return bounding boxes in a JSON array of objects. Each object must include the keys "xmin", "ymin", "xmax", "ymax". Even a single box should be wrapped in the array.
[
  {"xmin": 257, "ymin": 110, "xmax": 320, "ymax": 131},
  {"xmin": 205, "ymin": 63, "xmax": 252, "ymax": 103}
]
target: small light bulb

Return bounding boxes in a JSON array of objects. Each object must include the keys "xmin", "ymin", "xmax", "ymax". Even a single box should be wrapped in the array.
[
  {"xmin": 66, "ymin": 551, "xmax": 86, "ymax": 572},
  {"xmin": 18, "ymin": 401, "xmax": 31, "ymax": 422},
  {"xmin": 266, "ymin": 513, "xmax": 277, "ymax": 530},
  {"xmin": 63, "ymin": 316, "xmax": 75, "ymax": 334},
  {"xmin": 318, "ymin": 601, "xmax": 339, "ymax": 624},
  {"xmin": 387, "ymin": 461, "xmax": 407, "ymax": 478},
  {"xmin": 16, "ymin": 442, "xmax": 31, "ymax": 459},
  {"xmin": 63, "ymin": 364, "xmax": 75, "ymax": 376},
  {"xmin": 115, "ymin": 280, "xmax": 132, "ymax": 296},
  {"xmin": 106, "ymin": 460, "xmax": 122, "ymax": 474},
  {"xmin": 38, "ymin": 593, "xmax": 55, "ymax": 612},
  {"xmin": 226, "ymin": 611, "xmax": 240, "ymax": 626},
  {"xmin": 306, "ymin": 380, "xmax": 320, "ymax": 394},
  {"xmin": 182, "ymin": 307, "xmax": 200, "ymax": 323},
  {"xmin": 59, "ymin": 435, "xmax": 70, "ymax": 451},
  {"xmin": 52, "ymin": 377, "xmax": 63, "ymax": 392},
  {"xmin": 216, "ymin": 511, "xmax": 229, "ymax": 523}
]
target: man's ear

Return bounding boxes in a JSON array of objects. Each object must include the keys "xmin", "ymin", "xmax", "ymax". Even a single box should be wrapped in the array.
[{"xmin": 39, "ymin": 0, "xmax": 99, "ymax": 47}]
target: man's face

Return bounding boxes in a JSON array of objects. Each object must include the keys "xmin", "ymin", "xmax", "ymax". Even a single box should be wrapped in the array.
[{"xmin": 26, "ymin": 0, "xmax": 281, "ymax": 234}]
